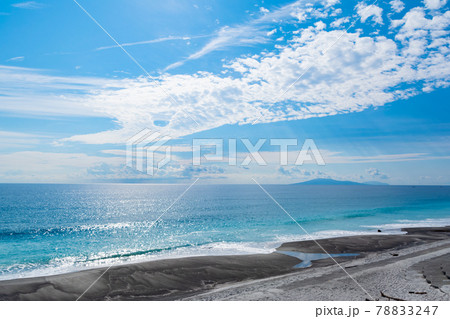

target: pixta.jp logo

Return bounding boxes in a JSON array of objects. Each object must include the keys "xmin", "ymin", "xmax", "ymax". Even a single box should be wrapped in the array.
[{"xmin": 126, "ymin": 129, "xmax": 172, "ymax": 176}]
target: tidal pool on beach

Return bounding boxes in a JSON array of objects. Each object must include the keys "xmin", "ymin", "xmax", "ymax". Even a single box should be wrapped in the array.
[{"xmin": 275, "ymin": 250, "xmax": 359, "ymax": 268}]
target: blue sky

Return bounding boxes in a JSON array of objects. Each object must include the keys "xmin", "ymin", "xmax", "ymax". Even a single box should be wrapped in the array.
[{"xmin": 0, "ymin": 0, "xmax": 449, "ymax": 184}]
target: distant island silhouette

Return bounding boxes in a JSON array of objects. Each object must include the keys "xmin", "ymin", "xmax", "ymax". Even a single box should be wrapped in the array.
[{"xmin": 292, "ymin": 178, "xmax": 389, "ymax": 186}]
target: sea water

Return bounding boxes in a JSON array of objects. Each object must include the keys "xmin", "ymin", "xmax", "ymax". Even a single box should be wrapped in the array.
[{"xmin": 0, "ymin": 183, "xmax": 449, "ymax": 280}]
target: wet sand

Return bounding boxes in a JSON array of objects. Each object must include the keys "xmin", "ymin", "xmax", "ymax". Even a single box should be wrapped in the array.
[{"xmin": 0, "ymin": 226, "xmax": 449, "ymax": 301}]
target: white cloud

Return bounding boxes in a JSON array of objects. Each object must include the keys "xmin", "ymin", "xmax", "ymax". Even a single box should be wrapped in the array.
[
  {"xmin": 165, "ymin": 0, "xmax": 328, "ymax": 70},
  {"xmin": 100, "ymin": 144, "xmax": 194, "ymax": 157},
  {"xmin": 166, "ymin": 24, "xmax": 267, "ymax": 69},
  {"xmin": 279, "ymin": 166, "xmax": 327, "ymax": 178},
  {"xmin": 390, "ymin": 0, "xmax": 405, "ymax": 13},
  {"xmin": 366, "ymin": 168, "xmax": 389, "ymax": 179},
  {"xmin": 324, "ymin": 0, "xmax": 341, "ymax": 7},
  {"xmin": 241, "ymin": 150, "xmax": 445, "ymax": 166},
  {"xmin": 356, "ymin": 2, "xmax": 384, "ymax": 25},
  {"xmin": 11, "ymin": 1, "xmax": 43, "ymax": 9},
  {"xmin": 330, "ymin": 8, "xmax": 342, "ymax": 16},
  {"xmin": 267, "ymin": 28, "xmax": 277, "ymax": 36},
  {"xmin": 1, "ymin": 146, "xmax": 448, "ymax": 183},
  {"xmin": 423, "ymin": 0, "xmax": 448, "ymax": 10},
  {"xmin": 2, "ymin": 4, "xmax": 449, "ymax": 149},
  {"xmin": 0, "ymin": 65, "xmax": 123, "ymax": 116},
  {"xmin": 101, "ymin": 149, "xmax": 127, "ymax": 156},
  {"xmin": 6, "ymin": 56, "xmax": 24, "ymax": 62},
  {"xmin": 0, "ymin": 151, "xmax": 123, "ymax": 182},
  {"xmin": 96, "ymin": 35, "xmax": 209, "ymax": 51},
  {"xmin": 291, "ymin": 8, "xmax": 307, "ymax": 22},
  {"xmin": 330, "ymin": 16, "xmax": 349, "ymax": 28},
  {"xmin": 0, "ymin": 131, "xmax": 50, "ymax": 148},
  {"xmin": 391, "ymin": 7, "xmax": 450, "ymax": 42}
]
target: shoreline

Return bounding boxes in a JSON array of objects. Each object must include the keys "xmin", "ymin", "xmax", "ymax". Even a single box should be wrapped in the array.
[
  {"xmin": 0, "ymin": 226, "xmax": 449, "ymax": 301},
  {"xmin": 0, "ymin": 229, "xmax": 408, "ymax": 282}
]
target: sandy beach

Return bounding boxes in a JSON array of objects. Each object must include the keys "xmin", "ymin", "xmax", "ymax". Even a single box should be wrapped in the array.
[{"xmin": 0, "ymin": 226, "xmax": 449, "ymax": 301}]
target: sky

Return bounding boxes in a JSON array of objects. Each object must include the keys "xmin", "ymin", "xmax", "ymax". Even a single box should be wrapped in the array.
[{"xmin": 0, "ymin": 0, "xmax": 449, "ymax": 184}]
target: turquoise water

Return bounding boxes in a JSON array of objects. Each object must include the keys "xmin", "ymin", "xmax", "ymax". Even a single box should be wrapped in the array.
[
  {"xmin": 0, "ymin": 184, "xmax": 449, "ymax": 280},
  {"xmin": 275, "ymin": 251, "xmax": 359, "ymax": 268}
]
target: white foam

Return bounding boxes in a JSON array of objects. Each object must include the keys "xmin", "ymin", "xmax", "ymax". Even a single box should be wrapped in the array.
[
  {"xmin": 2, "ymin": 217, "xmax": 449, "ymax": 281},
  {"xmin": 363, "ymin": 217, "xmax": 450, "ymax": 232},
  {"xmin": 0, "ymin": 229, "xmax": 377, "ymax": 280}
]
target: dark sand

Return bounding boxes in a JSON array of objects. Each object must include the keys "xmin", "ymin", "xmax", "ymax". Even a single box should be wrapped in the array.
[{"xmin": 0, "ymin": 226, "xmax": 449, "ymax": 301}]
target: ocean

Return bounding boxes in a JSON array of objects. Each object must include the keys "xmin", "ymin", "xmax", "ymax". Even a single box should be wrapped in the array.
[{"xmin": 0, "ymin": 183, "xmax": 449, "ymax": 280}]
